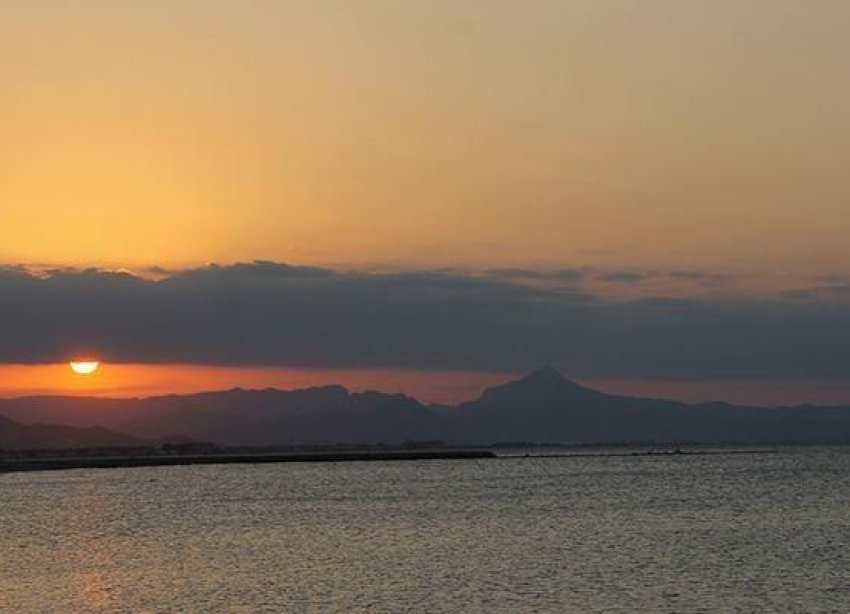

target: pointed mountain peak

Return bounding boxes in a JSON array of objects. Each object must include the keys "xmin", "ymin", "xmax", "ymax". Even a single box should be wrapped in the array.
[
  {"xmin": 473, "ymin": 366, "xmax": 600, "ymax": 404},
  {"xmin": 520, "ymin": 365, "xmax": 568, "ymax": 384},
  {"xmin": 510, "ymin": 366, "xmax": 591, "ymax": 393}
]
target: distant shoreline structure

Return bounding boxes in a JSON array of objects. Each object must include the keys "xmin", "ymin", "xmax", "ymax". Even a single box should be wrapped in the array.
[
  {"xmin": 0, "ymin": 444, "xmax": 787, "ymax": 475},
  {"xmin": 0, "ymin": 449, "xmax": 496, "ymax": 474}
]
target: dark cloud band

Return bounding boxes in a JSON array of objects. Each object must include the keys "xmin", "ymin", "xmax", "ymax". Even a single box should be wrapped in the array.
[{"xmin": 1, "ymin": 262, "xmax": 849, "ymax": 378}]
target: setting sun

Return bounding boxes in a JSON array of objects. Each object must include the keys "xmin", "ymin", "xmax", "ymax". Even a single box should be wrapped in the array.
[{"xmin": 69, "ymin": 361, "xmax": 100, "ymax": 376}]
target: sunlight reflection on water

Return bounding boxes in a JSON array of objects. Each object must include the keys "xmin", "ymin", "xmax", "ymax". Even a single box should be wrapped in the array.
[{"xmin": 2, "ymin": 448, "xmax": 850, "ymax": 612}]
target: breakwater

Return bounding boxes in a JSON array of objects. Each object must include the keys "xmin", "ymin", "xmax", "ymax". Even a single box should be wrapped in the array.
[{"xmin": 0, "ymin": 449, "xmax": 495, "ymax": 473}]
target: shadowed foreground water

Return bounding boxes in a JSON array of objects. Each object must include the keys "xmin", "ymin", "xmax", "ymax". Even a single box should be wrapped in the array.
[{"xmin": 2, "ymin": 447, "xmax": 850, "ymax": 612}]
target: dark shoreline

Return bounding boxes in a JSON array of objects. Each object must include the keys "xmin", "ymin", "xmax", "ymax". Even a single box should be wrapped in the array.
[
  {"xmin": 0, "ymin": 449, "xmax": 496, "ymax": 474},
  {"xmin": 0, "ymin": 447, "xmax": 787, "ymax": 474},
  {"xmin": 500, "ymin": 449, "xmax": 779, "ymax": 459}
]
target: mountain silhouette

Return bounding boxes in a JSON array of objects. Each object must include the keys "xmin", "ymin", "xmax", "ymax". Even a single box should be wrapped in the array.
[
  {"xmin": 3, "ymin": 368, "xmax": 850, "ymax": 447},
  {"xmin": 478, "ymin": 366, "xmax": 602, "ymax": 401},
  {"xmin": 0, "ymin": 386, "xmax": 446, "ymax": 446},
  {"xmin": 0, "ymin": 413, "xmax": 142, "ymax": 451}
]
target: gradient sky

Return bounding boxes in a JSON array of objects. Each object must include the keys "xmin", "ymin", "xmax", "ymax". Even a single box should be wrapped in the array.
[{"xmin": 2, "ymin": 1, "xmax": 850, "ymax": 403}]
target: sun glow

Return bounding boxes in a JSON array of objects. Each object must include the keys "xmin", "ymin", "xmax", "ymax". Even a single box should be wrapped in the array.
[{"xmin": 69, "ymin": 361, "xmax": 100, "ymax": 375}]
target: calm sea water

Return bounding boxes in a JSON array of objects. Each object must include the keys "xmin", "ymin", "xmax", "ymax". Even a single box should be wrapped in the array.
[{"xmin": 2, "ymin": 447, "xmax": 850, "ymax": 612}]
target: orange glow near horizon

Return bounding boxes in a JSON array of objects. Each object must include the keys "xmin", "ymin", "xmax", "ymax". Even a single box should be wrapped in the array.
[
  {"xmin": 1, "ymin": 364, "xmax": 850, "ymax": 407},
  {"xmin": 0, "ymin": 364, "xmax": 515, "ymax": 405}
]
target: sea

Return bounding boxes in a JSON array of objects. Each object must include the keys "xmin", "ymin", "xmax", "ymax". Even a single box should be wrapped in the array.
[{"xmin": 2, "ymin": 446, "xmax": 850, "ymax": 612}]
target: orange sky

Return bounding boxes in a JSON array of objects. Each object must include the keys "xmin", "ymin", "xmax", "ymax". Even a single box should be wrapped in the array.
[
  {"xmin": 2, "ymin": 1, "xmax": 850, "ymax": 275},
  {"xmin": 0, "ymin": 364, "xmax": 514, "ymax": 405},
  {"xmin": 3, "ymin": 2, "xmax": 850, "ymax": 403},
  {"xmin": 3, "ymin": 363, "xmax": 850, "ymax": 408}
]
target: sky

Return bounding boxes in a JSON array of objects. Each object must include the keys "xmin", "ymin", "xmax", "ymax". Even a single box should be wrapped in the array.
[{"xmin": 2, "ymin": 1, "xmax": 850, "ymax": 404}]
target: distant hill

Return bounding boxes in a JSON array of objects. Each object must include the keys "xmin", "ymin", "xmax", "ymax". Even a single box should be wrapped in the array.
[
  {"xmin": 4, "ymin": 368, "xmax": 850, "ymax": 446},
  {"xmin": 0, "ymin": 414, "xmax": 142, "ymax": 451},
  {"xmin": 450, "ymin": 367, "xmax": 850, "ymax": 444},
  {"xmin": 0, "ymin": 386, "xmax": 448, "ymax": 446}
]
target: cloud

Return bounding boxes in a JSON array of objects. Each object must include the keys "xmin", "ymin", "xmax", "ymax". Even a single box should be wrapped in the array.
[
  {"xmin": 781, "ymin": 289, "xmax": 817, "ymax": 301},
  {"xmin": 780, "ymin": 283, "xmax": 850, "ymax": 301},
  {"xmin": 597, "ymin": 270, "xmax": 646, "ymax": 283},
  {"xmin": 668, "ymin": 270, "xmax": 729, "ymax": 283},
  {"xmin": 485, "ymin": 267, "xmax": 732, "ymax": 290},
  {"xmin": 1, "ymin": 261, "xmax": 850, "ymax": 379},
  {"xmin": 485, "ymin": 267, "xmax": 587, "ymax": 283}
]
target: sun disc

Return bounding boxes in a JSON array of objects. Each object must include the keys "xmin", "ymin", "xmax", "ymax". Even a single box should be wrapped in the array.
[{"xmin": 69, "ymin": 361, "xmax": 100, "ymax": 375}]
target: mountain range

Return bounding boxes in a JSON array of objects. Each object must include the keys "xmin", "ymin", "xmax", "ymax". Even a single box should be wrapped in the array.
[{"xmin": 3, "ymin": 367, "xmax": 850, "ymax": 449}]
